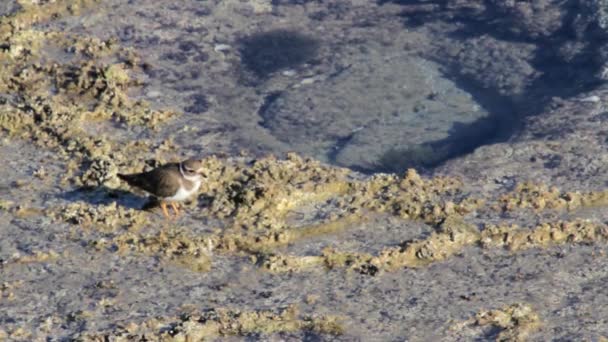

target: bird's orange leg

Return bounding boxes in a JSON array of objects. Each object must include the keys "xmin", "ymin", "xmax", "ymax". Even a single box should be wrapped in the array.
[
  {"xmin": 160, "ymin": 202, "xmax": 171, "ymax": 219},
  {"xmin": 170, "ymin": 202, "xmax": 180, "ymax": 218}
]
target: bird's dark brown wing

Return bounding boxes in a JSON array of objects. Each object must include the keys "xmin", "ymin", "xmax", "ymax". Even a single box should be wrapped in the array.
[{"xmin": 118, "ymin": 163, "xmax": 181, "ymax": 198}]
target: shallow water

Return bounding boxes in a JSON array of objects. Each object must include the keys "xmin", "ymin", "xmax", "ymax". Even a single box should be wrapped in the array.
[{"xmin": 41, "ymin": 0, "xmax": 504, "ymax": 173}]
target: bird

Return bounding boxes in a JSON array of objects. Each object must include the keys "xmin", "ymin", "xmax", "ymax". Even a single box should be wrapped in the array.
[{"xmin": 117, "ymin": 159, "xmax": 205, "ymax": 219}]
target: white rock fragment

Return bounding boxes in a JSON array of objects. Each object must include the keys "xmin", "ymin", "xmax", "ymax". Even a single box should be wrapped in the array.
[
  {"xmin": 214, "ymin": 44, "xmax": 231, "ymax": 53},
  {"xmin": 146, "ymin": 90, "xmax": 162, "ymax": 98},
  {"xmin": 250, "ymin": 0, "xmax": 273, "ymax": 14},
  {"xmin": 300, "ymin": 77, "xmax": 316, "ymax": 85},
  {"xmin": 579, "ymin": 95, "xmax": 600, "ymax": 103},
  {"xmin": 10, "ymin": 45, "xmax": 24, "ymax": 58}
]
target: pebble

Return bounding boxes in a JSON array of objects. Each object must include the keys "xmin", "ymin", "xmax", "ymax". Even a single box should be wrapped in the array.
[
  {"xmin": 214, "ymin": 44, "xmax": 231, "ymax": 52},
  {"xmin": 300, "ymin": 77, "xmax": 316, "ymax": 85},
  {"xmin": 579, "ymin": 95, "xmax": 600, "ymax": 103}
]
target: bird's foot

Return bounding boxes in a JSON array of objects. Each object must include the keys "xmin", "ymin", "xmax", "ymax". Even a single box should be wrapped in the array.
[
  {"xmin": 160, "ymin": 202, "xmax": 172, "ymax": 219},
  {"xmin": 170, "ymin": 202, "xmax": 181, "ymax": 218}
]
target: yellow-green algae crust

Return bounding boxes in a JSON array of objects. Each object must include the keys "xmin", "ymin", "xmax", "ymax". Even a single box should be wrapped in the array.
[
  {"xmin": 0, "ymin": 250, "xmax": 61, "ymax": 274},
  {"xmin": 71, "ymin": 155, "xmax": 482, "ymax": 273},
  {"xmin": 0, "ymin": 0, "xmax": 177, "ymax": 189},
  {"xmin": 55, "ymin": 202, "xmax": 149, "ymax": 232},
  {"xmin": 74, "ymin": 306, "xmax": 343, "ymax": 341},
  {"xmin": 496, "ymin": 181, "xmax": 608, "ymax": 212},
  {"xmin": 0, "ymin": 281, "xmax": 22, "ymax": 302},
  {"xmin": 261, "ymin": 217, "xmax": 608, "ymax": 274},
  {"xmin": 88, "ymin": 213, "xmax": 362, "ymax": 272},
  {"xmin": 480, "ymin": 219, "xmax": 608, "ymax": 251},
  {"xmin": 452, "ymin": 303, "xmax": 541, "ymax": 342},
  {"xmin": 92, "ymin": 229, "xmax": 214, "ymax": 272},
  {"xmin": 47, "ymin": 151, "xmax": 608, "ymax": 276}
]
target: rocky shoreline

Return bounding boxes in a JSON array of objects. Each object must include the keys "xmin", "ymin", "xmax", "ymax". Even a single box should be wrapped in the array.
[{"xmin": 2, "ymin": 0, "xmax": 608, "ymax": 340}]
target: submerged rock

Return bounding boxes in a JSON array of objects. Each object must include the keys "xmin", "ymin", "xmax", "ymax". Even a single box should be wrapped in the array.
[{"xmin": 261, "ymin": 53, "xmax": 490, "ymax": 172}]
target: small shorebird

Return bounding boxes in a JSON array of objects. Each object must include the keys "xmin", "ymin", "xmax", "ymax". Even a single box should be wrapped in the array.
[{"xmin": 117, "ymin": 159, "xmax": 205, "ymax": 219}]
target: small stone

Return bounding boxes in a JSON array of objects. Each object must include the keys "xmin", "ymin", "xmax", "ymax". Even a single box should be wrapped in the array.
[
  {"xmin": 579, "ymin": 95, "xmax": 600, "ymax": 103},
  {"xmin": 300, "ymin": 77, "xmax": 316, "ymax": 85},
  {"xmin": 214, "ymin": 44, "xmax": 231, "ymax": 52}
]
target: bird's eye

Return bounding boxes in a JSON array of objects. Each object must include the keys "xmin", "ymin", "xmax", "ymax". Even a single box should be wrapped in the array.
[{"xmin": 184, "ymin": 167, "xmax": 195, "ymax": 174}]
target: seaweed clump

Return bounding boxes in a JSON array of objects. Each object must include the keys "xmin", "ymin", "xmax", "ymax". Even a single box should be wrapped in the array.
[
  {"xmin": 496, "ymin": 182, "xmax": 608, "ymax": 212},
  {"xmin": 74, "ymin": 305, "xmax": 343, "ymax": 340},
  {"xmin": 55, "ymin": 202, "xmax": 148, "ymax": 232},
  {"xmin": 94, "ymin": 229, "xmax": 213, "ymax": 272},
  {"xmin": 341, "ymin": 169, "xmax": 483, "ymax": 224},
  {"xmin": 198, "ymin": 153, "xmax": 350, "ymax": 232},
  {"xmin": 452, "ymin": 303, "xmax": 541, "ymax": 341},
  {"xmin": 481, "ymin": 219, "xmax": 608, "ymax": 251},
  {"xmin": 0, "ymin": 0, "xmax": 177, "ymax": 189},
  {"xmin": 262, "ymin": 216, "xmax": 480, "ymax": 274}
]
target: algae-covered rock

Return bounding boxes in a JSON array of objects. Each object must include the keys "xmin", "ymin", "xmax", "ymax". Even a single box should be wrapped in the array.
[
  {"xmin": 481, "ymin": 219, "xmax": 608, "ymax": 251},
  {"xmin": 78, "ymin": 156, "xmax": 119, "ymax": 188},
  {"xmin": 497, "ymin": 181, "xmax": 608, "ymax": 212},
  {"xmin": 75, "ymin": 305, "xmax": 342, "ymax": 340},
  {"xmin": 95, "ymin": 230, "xmax": 213, "ymax": 272},
  {"xmin": 55, "ymin": 201, "xmax": 148, "ymax": 232},
  {"xmin": 475, "ymin": 303, "xmax": 541, "ymax": 341}
]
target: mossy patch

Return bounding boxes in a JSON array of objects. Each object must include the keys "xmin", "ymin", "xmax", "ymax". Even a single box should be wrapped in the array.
[
  {"xmin": 53, "ymin": 202, "xmax": 149, "ymax": 232},
  {"xmin": 496, "ymin": 181, "xmax": 608, "ymax": 212},
  {"xmin": 93, "ymin": 229, "xmax": 213, "ymax": 272},
  {"xmin": 0, "ymin": 281, "xmax": 23, "ymax": 301},
  {"xmin": 0, "ymin": 0, "xmax": 178, "ymax": 190},
  {"xmin": 453, "ymin": 303, "xmax": 541, "ymax": 341},
  {"xmin": 76, "ymin": 305, "xmax": 343, "ymax": 340},
  {"xmin": 481, "ymin": 219, "xmax": 608, "ymax": 251},
  {"xmin": 3, "ymin": 250, "xmax": 60, "ymax": 270}
]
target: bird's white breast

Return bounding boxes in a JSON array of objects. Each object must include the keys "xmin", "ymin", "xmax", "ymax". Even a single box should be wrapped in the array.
[{"xmin": 165, "ymin": 179, "xmax": 201, "ymax": 201}]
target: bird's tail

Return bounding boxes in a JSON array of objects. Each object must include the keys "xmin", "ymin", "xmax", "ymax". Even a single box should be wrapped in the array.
[
  {"xmin": 117, "ymin": 173, "xmax": 130, "ymax": 181},
  {"xmin": 117, "ymin": 173, "xmax": 139, "ymax": 185}
]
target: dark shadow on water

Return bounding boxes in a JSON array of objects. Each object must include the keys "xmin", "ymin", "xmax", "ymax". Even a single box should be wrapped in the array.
[
  {"xmin": 60, "ymin": 186, "xmax": 150, "ymax": 210},
  {"xmin": 353, "ymin": 0, "xmax": 608, "ymax": 174},
  {"xmin": 357, "ymin": 115, "xmax": 504, "ymax": 174},
  {"xmin": 386, "ymin": 0, "xmax": 608, "ymax": 111},
  {"xmin": 238, "ymin": 29, "xmax": 320, "ymax": 79},
  {"xmin": 339, "ymin": 73, "xmax": 518, "ymax": 175},
  {"xmin": 257, "ymin": 90, "xmax": 283, "ymax": 128}
]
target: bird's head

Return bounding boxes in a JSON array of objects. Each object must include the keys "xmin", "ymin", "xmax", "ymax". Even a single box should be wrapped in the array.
[{"xmin": 180, "ymin": 159, "xmax": 206, "ymax": 181}]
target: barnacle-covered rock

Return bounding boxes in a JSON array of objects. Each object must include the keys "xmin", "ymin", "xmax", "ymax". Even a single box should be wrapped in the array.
[
  {"xmin": 56, "ymin": 202, "xmax": 147, "ymax": 232},
  {"xmin": 76, "ymin": 305, "xmax": 343, "ymax": 340},
  {"xmin": 474, "ymin": 303, "xmax": 540, "ymax": 341},
  {"xmin": 78, "ymin": 156, "xmax": 119, "ymax": 188},
  {"xmin": 497, "ymin": 181, "xmax": 608, "ymax": 212}
]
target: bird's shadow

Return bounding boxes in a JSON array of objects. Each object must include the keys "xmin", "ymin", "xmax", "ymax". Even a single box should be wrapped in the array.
[{"xmin": 59, "ymin": 185, "xmax": 158, "ymax": 211}]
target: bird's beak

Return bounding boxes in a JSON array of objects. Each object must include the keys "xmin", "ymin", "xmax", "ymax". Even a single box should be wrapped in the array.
[{"xmin": 196, "ymin": 165, "xmax": 206, "ymax": 176}]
